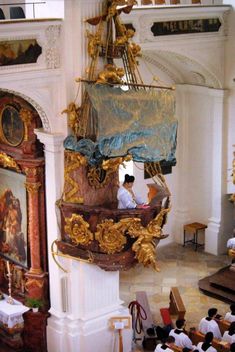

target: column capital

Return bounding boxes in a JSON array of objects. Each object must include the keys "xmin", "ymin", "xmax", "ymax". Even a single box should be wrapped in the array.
[
  {"xmin": 34, "ymin": 129, "xmax": 66, "ymax": 153},
  {"xmin": 25, "ymin": 182, "xmax": 42, "ymax": 194}
]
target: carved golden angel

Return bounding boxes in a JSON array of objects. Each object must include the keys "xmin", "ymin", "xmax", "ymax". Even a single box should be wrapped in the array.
[
  {"xmin": 128, "ymin": 208, "xmax": 170, "ymax": 271},
  {"xmin": 86, "ymin": 30, "xmax": 102, "ymax": 59},
  {"xmin": 96, "ymin": 64, "xmax": 125, "ymax": 84},
  {"xmin": 62, "ymin": 102, "xmax": 80, "ymax": 134}
]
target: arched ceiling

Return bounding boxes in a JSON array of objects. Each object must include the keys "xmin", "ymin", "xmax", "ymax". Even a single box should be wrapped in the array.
[{"xmin": 142, "ymin": 50, "xmax": 222, "ymax": 89}]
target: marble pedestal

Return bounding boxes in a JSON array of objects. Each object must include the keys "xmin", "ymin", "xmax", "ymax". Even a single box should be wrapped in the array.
[{"xmin": 47, "ymin": 260, "xmax": 132, "ymax": 352}]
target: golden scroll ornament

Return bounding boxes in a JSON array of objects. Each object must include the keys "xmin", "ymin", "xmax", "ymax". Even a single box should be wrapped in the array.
[
  {"xmin": 64, "ymin": 206, "xmax": 169, "ymax": 270},
  {"xmin": 95, "ymin": 219, "xmax": 127, "ymax": 254},
  {"xmin": 63, "ymin": 151, "xmax": 87, "ymax": 203},
  {"xmin": 64, "ymin": 214, "xmax": 93, "ymax": 246},
  {"xmin": 19, "ymin": 108, "xmax": 32, "ymax": 142},
  {"xmin": 0, "ymin": 152, "xmax": 21, "ymax": 172}
]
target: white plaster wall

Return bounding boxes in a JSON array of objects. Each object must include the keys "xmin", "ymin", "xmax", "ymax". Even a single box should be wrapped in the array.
[
  {"xmin": 186, "ymin": 91, "xmax": 212, "ymax": 223},
  {"xmin": 225, "ymin": 5, "xmax": 235, "ymax": 196},
  {"xmin": 0, "ymin": 72, "xmax": 67, "ymax": 134},
  {"xmin": 28, "ymin": 0, "xmax": 64, "ymax": 19}
]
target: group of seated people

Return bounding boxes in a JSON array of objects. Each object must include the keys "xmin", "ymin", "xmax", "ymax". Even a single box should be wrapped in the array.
[{"xmin": 154, "ymin": 304, "xmax": 235, "ymax": 352}]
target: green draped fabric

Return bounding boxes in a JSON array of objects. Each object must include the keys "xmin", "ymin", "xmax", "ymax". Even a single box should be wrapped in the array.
[{"xmin": 85, "ymin": 84, "xmax": 177, "ymax": 162}]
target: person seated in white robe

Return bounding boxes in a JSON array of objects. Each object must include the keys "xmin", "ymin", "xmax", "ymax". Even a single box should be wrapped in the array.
[
  {"xmin": 225, "ymin": 304, "xmax": 235, "ymax": 323},
  {"xmin": 222, "ymin": 322, "xmax": 235, "ymax": 345},
  {"xmin": 227, "ymin": 237, "xmax": 235, "ymax": 263},
  {"xmin": 154, "ymin": 336, "xmax": 176, "ymax": 352},
  {"xmin": 198, "ymin": 308, "xmax": 222, "ymax": 340},
  {"xmin": 197, "ymin": 332, "xmax": 217, "ymax": 352},
  {"xmin": 169, "ymin": 319, "xmax": 196, "ymax": 350},
  {"xmin": 227, "ymin": 237, "xmax": 235, "ymax": 249},
  {"xmin": 117, "ymin": 174, "xmax": 144, "ymax": 209}
]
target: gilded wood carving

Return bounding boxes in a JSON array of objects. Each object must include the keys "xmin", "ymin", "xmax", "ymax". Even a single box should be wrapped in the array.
[{"xmin": 64, "ymin": 207, "xmax": 169, "ymax": 270}]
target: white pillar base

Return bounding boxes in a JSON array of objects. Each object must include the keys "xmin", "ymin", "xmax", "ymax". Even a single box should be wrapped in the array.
[
  {"xmin": 47, "ymin": 307, "xmax": 132, "ymax": 352},
  {"xmin": 47, "ymin": 260, "xmax": 132, "ymax": 352},
  {"xmin": 205, "ymin": 218, "xmax": 221, "ymax": 255}
]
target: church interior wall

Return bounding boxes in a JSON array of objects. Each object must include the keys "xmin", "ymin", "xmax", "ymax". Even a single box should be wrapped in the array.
[
  {"xmin": 186, "ymin": 90, "xmax": 212, "ymax": 224},
  {"xmin": 225, "ymin": 4, "xmax": 235, "ymax": 195}
]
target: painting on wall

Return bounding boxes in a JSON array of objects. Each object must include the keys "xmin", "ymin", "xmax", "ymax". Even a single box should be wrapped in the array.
[
  {"xmin": 0, "ymin": 105, "xmax": 25, "ymax": 146},
  {"xmin": 0, "ymin": 168, "xmax": 27, "ymax": 267},
  {"xmin": 0, "ymin": 39, "xmax": 42, "ymax": 67}
]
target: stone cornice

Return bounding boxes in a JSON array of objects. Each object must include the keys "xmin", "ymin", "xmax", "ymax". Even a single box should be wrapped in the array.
[{"xmin": 122, "ymin": 5, "xmax": 231, "ymax": 43}]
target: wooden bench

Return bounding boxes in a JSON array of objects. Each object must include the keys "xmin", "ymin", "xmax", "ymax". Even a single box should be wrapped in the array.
[
  {"xmin": 172, "ymin": 345, "xmax": 183, "ymax": 352},
  {"xmin": 169, "ymin": 287, "xmax": 186, "ymax": 320},
  {"xmin": 216, "ymin": 319, "xmax": 231, "ymax": 335},
  {"xmin": 189, "ymin": 330, "xmax": 230, "ymax": 352},
  {"xmin": 160, "ymin": 287, "xmax": 185, "ymax": 328}
]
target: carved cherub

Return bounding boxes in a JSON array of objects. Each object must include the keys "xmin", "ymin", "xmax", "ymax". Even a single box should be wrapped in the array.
[
  {"xmin": 114, "ymin": 29, "xmax": 135, "ymax": 46},
  {"xmin": 62, "ymin": 102, "xmax": 80, "ymax": 134},
  {"xmin": 86, "ymin": 30, "xmax": 101, "ymax": 59},
  {"xmin": 96, "ymin": 64, "xmax": 125, "ymax": 84},
  {"xmin": 129, "ymin": 42, "xmax": 141, "ymax": 57}
]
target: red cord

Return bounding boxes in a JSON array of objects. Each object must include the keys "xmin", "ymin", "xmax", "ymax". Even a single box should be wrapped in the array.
[{"xmin": 128, "ymin": 300, "xmax": 147, "ymax": 335}]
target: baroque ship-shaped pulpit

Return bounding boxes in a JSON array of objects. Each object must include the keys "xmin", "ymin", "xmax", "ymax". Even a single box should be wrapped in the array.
[{"xmin": 54, "ymin": 0, "xmax": 177, "ymax": 273}]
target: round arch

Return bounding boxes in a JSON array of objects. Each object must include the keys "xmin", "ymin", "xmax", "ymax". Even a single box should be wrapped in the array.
[
  {"xmin": 141, "ymin": 50, "xmax": 222, "ymax": 89},
  {"xmin": 0, "ymin": 88, "xmax": 51, "ymax": 132}
]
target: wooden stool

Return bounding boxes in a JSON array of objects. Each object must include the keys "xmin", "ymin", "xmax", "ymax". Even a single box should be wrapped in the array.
[{"xmin": 183, "ymin": 222, "xmax": 207, "ymax": 251}]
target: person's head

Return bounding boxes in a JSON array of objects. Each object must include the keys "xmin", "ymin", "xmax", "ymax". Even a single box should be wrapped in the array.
[
  {"xmin": 208, "ymin": 308, "xmax": 217, "ymax": 318},
  {"xmin": 165, "ymin": 336, "xmax": 175, "ymax": 347},
  {"xmin": 230, "ymin": 303, "xmax": 235, "ymax": 315},
  {"xmin": 176, "ymin": 319, "xmax": 186, "ymax": 329},
  {"xmin": 230, "ymin": 342, "xmax": 235, "ymax": 352},
  {"xmin": 228, "ymin": 321, "xmax": 235, "ymax": 335},
  {"xmin": 204, "ymin": 332, "xmax": 214, "ymax": 344},
  {"xmin": 123, "ymin": 174, "xmax": 135, "ymax": 189}
]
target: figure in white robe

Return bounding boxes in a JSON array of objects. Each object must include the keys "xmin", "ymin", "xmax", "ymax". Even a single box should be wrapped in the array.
[{"xmin": 117, "ymin": 174, "xmax": 144, "ymax": 209}]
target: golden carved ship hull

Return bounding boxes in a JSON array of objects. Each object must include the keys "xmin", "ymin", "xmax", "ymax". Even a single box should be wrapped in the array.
[{"xmin": 57, "ymin": 201, "xmax": 167, "ymax": 271}]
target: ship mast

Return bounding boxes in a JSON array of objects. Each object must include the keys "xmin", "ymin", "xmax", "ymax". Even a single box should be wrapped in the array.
[{"xmin": 74, "ymin": 0, "xmax": 143, "ymax": 138}]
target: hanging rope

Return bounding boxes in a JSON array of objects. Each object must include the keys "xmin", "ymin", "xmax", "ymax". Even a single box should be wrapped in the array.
[{"xmin": 128, "ymin": 300, "xmax": 147, "ymax": 336}]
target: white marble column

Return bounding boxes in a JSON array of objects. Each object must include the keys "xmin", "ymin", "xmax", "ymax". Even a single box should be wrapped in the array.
[
  {"xmin": 205, "ymin": 89, "xmax": 227, "ymax": 255},
  {"xmin": 34, "ymin": 129, "xmax": 67, "ymax": 349},
  {"xmin": 35, "ymin": 126, "xmax": 132, "ymax": 352},
  {"xmin": 173, "ymin": 86, "xmax": 230, "ymax": 254},
  {"xmin": 60, "ymin": 260, "xmax": 132, "ymax": 352},
  {"xmin": 173, "ymin": 85, "xmax": 191, "ymax": 244}
]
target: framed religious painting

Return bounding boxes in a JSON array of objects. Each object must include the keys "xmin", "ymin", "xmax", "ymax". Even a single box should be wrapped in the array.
[
  {"xmin": 0, "ymin": 167, "xmax": 28, "ymax": 268},
  {"xmin": 0, "ymin": 105, "xmax": 25, "ymax": 147}
]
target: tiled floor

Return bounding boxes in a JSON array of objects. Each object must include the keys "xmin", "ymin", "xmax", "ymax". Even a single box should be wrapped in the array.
[{"xmin": 120, "ymin": 242, "xmax": 231, "ymax": 351}]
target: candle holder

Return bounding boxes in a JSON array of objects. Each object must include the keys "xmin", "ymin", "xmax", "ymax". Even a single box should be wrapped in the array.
[{"xmin": 7, "ymin": 273, "xmax": 14, "ymax": 305}]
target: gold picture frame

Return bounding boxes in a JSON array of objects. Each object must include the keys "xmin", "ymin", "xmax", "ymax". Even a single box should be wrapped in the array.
[{"xmin": 0, "ymin": 105, "xmax": 24, "ymax": 147}]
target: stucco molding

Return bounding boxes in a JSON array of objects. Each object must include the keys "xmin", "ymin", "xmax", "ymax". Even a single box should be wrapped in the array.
[{"xmin": 0, "ymin": 88, "xmax": 50, "ymax": 132}]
